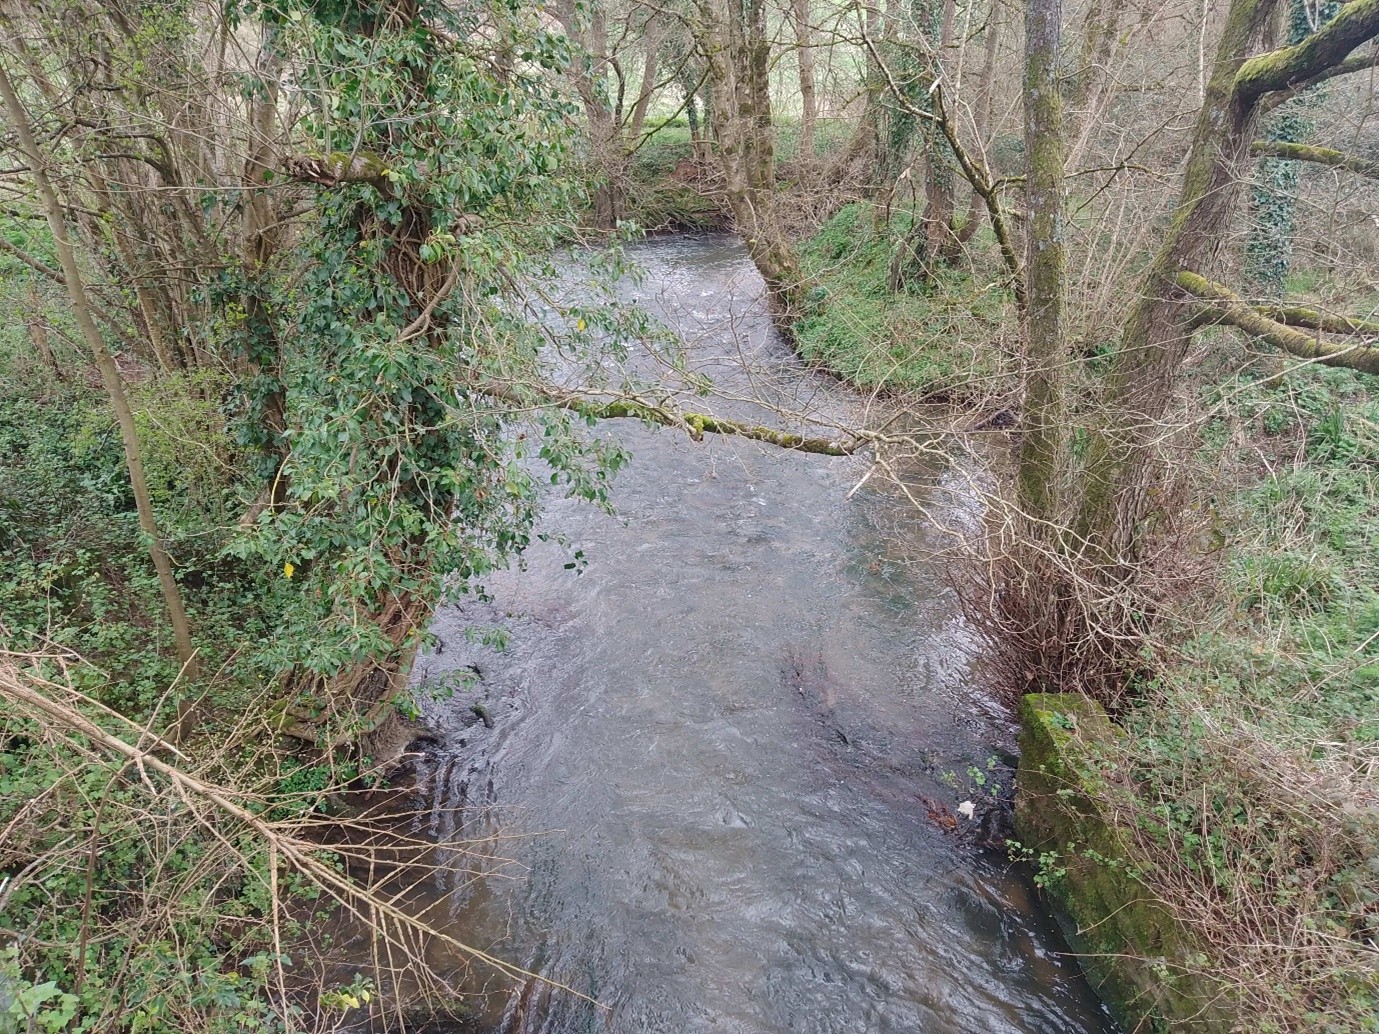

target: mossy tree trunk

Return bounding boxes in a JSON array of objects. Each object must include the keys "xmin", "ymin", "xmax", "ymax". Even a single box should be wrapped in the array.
[
  {"xmin": 886, "ymin": 0, "xmax": 967, "ymax": 290},
  {"xmin": 698, "ymin": 0, "xmax": 805, "ymax": 322},
  {"xmin": 558, "ymin": 0, "xmax": 623, "ymax": 230},
  {"xmin": 793, "ymin": 0, "xmax": 819, "ymax": 159},
  {"xmin": 1006, "ymin": 0, "xmax": 1379, "ymax": 698},
  {"xmin": 960, "ymin": 2, "xmax": 1002, "ymax": 236},
  {"xmin": 1017, "ymin": 0, "xmax": 1068, "ymax": 528},
  {"xmin": 1063, "ymin": 0, "xmax": 1122, "ymax": 170},
  {"xmin": 1072, "ymin": 0, "xmax": 1287, "ymax": 570},
  {"xmin": 1074, "ymin": 0, "xmax": 1379, "ymax": 570}
]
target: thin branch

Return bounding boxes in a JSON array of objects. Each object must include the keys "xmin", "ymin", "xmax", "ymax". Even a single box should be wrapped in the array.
[
  {"xmin": 856, "ymin": 28, "xmax": 1026, "ymax": 307},
  {"xmin": 0, "ymin": 657, "xmax": 596, "ymax": 1007}
]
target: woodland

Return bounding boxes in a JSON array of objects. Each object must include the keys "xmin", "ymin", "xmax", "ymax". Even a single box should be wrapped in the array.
[{"xmin": 0, "ymin": 0, "xmax": 1376, "ymax": 1030}]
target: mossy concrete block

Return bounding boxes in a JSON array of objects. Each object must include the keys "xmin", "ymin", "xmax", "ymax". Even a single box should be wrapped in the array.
[{"xmin": 1015, "ymin": 693, "xmax": 1235, "ymax": 1032}]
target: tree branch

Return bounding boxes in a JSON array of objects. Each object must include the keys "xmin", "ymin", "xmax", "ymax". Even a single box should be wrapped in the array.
[
  {"xmin": 1249, "ymin": 138, "xmax": 1379, "ymax": 179},
  {"xmin": 1236, "ymin": 0, "xmax": 1379, "ymax": 102},
  {"xmin": 1176, "ymin": 269, "xmax": 1379, "ymax": 374},
  {"xmin": 1254, "ymin": 301, "xmax": 1379, "ymax": 335},
  {"xmin": 1257, "ymin": 50, "xmax": 1379, "ymax": 112},
  {"xmin": 0, "ymin": 231, "xmax": 62, "ymax": 282},
  {"xmin": 484, "ymin": 380, "xmax": 862, "ymax": 455},
  {"xmin": 284, "ymin": 150, "xmax": 391, "ymax": 188}
]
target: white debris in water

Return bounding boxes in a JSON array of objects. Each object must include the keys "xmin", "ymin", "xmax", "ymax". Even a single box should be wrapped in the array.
[{"xmin": 957, "ymin": 800, "xmax": 977, "ymax": 820}]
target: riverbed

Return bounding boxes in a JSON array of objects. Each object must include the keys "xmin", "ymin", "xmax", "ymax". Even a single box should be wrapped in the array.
[{"xmin": 405, "ymin": 235, "xmax": 1116, "ymax": 1033}]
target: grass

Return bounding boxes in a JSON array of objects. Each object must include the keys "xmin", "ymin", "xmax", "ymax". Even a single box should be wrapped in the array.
[
  {"xmin": 1091, "ymin": 356, "xmax": 1379, "ymax": 1030},
  {"xmin": 792, "ymin": 201, "xmax": 1016, "ymax": 397}
]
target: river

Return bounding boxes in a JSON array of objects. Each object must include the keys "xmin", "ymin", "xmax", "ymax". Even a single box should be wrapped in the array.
[{"xmin": 403, "ymin": 235, "xmax": 1116, "ymax": 1033}]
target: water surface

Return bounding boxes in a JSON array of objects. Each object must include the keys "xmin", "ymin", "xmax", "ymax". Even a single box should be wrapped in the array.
[{"xmin": 409, "ymin": 235, "xmax": 1115, "ymax": 1034}]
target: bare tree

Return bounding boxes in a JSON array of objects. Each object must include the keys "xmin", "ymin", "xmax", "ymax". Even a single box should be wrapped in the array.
[
  {"xmin": 0, "ymin": 59, "xmax": 199, "ymax": 678},
  {"xmin": 1073, "ymin": 0, "xmax": 1379, "ymax": 569}
]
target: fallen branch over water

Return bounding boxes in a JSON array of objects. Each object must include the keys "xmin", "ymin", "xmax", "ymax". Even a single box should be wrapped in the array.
[{"xmin": 483, "ymin": 379, "xmax": 865, "ymax": 456}]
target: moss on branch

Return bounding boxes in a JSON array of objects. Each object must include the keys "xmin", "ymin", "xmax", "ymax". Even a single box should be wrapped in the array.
[
  {"xmin": 1258, "ymin": 51, "xmax": 1379, "ymax": 112},
  {"xmin": 1255, "ymin": 301, "xmax": 1379, "ymax": 336},
  {"xmin": 1249, "ymin": 139, "xmax": 1379, "ymax": 179},
  {"xmin": 1176, "ymin": 269, "xmax": 1379, "ymax": 374},
  {"xmin": 285, "ymin": 150, "xmax": 392, "ymax": 187},
  {"xmin": 485, "ymin": 381, "xmax": 859, "ymax": 455},
  {"xmin": 574, "ymin": 398, "xmax": 856, "ymax": 455},
  {"xmin": 1235, "ymin": 0, "xmax": 1379, "ymax": 102}
]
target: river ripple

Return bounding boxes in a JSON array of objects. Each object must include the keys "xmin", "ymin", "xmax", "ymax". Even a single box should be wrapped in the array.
[{"xmin": 408, "ymin": 234, "xmax": 1117, "ymax": 1034}]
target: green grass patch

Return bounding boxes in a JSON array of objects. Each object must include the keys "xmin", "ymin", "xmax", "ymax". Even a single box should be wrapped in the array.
[
  {"xmin": 1095, "ymin": 359, "xmax": 1379, "ymax": 1030},
  {"xmin": 792, "ymin": 202, "xmax": 1015, "ymax": 396}
]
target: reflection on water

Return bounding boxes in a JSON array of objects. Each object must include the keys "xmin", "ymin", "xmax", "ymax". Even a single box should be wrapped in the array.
[{"xmin": 404, "ymin": 235, "xmax": 1116, "ymax": 1034}]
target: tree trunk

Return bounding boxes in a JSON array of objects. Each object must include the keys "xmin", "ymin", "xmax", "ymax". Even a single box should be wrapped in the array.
[
  {"xmin": 589, "ymin": 114, "xmax": 622, "ymax": 231},
  {"xmin": 860, "ymin": 0, "xmax": 886, "ymax": 198},
  {"xmin": 1064, "ymin": 0, "xmax": 1123, "ymax": 171},
  {"xmin": 1017, "ymin": 0, "xmax": 1069, "ymax": 526},
  {"xmin": 700, "ymin": 0, "xmax": 804, "ymax": 321},
  {"xmin": 889, "ymin": 0, "xmax": 962, "ymax": 288},
  {"xmin": 24, "ymin": 283, "xmax": 61, "ymax": 380},
  {"xmin": 242, "ymin": 24, "xmax": 287, "ymax": 478},
  {"xmin": 1073, "ymin": 0, "xmax": 1285, "ymax": 567},
  {"xmin": 682, "ymin": 72, "xmax": 704, "ymax": 153},
  {"xmin": 627, "ymin": 25, "xmax": 662, "ymax": 145},
  {"xmin": 558, "ymin": 0, "xmax": 622, "ymax": 230},
  {"xmin": 960, "ymin": 1, "xmax": 1002, "ymax": 240},
  {"xmin": 0, "ymin": 60, "xmax": 199, "ymax": 679},
  {"xmin": 792, "ymin": 0, "xmax": 818, "ymax": 158},
  {"xmin": 90, "ymin": 171, "xmax": 179, "ymax": 375},
  {"xmin": 923, "ymin": 0, "xmax": 960, "ymax": 257}
]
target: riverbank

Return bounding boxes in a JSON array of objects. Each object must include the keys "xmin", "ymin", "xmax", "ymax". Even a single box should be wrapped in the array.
[
  {"xmin": 776, "ymin": 197, "xmax": 1379, "ymax": 1030},
  {"xmin": 0, "ymin": 290, "xmax": 521, "ymax": 1030}
]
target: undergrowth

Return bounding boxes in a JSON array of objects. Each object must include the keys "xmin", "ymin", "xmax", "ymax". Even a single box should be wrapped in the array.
[
  {"xmin": 793, "ymin": 202, "xmax": 1016, "ymax": 397},
  {"xmin": 1101, "ymin": 361, "xmax": 1379, "ymax": 1031},
  {"xmin": 0, "ymin": 282, "xmax": 473, "ymax": 1032}
]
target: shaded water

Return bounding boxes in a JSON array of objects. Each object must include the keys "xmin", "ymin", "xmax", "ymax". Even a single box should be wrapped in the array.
[{"xmin": 407, "ymin": 236, "xmax": 1114, "ymax": 1033}]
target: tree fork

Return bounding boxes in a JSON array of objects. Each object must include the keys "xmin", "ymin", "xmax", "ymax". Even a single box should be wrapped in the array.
[{"xmin": 1072, "ymin": 0, "xmax": 1286, "ymax": 560}]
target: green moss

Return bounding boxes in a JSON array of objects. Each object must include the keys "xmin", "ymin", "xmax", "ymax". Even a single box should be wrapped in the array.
[{"xmin": 1016, "ymin": 694, "xmax": 1236, "ymax": 1032}]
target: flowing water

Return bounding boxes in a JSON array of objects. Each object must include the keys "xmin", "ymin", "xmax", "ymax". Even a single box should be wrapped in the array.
[{"xmin": 404, "ymin": 235, "xmax": 1116, "ymax": 1034}]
